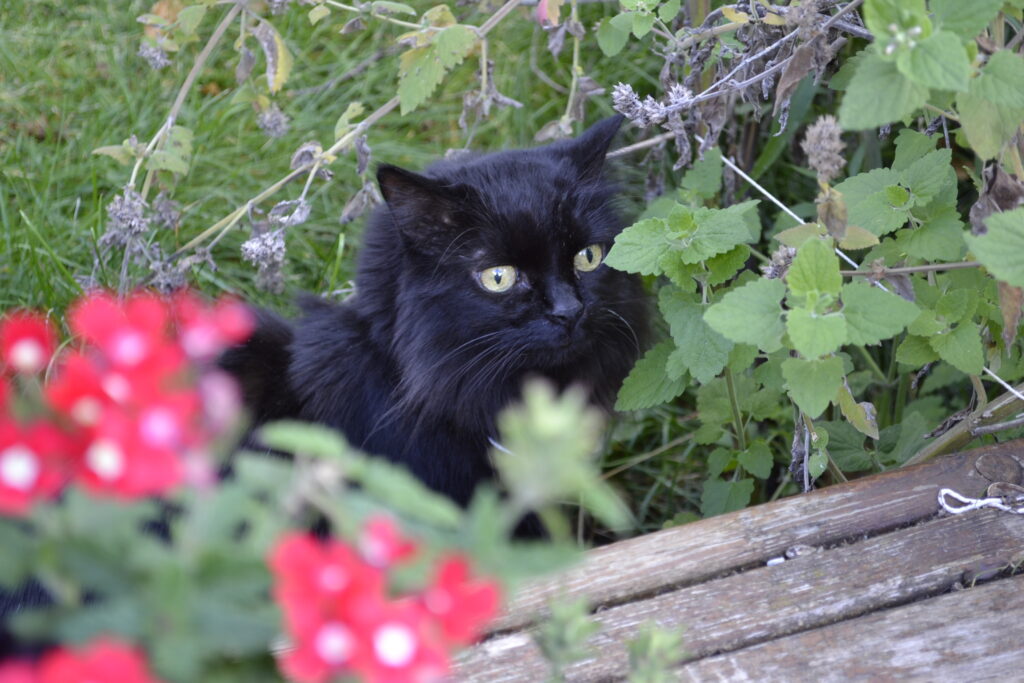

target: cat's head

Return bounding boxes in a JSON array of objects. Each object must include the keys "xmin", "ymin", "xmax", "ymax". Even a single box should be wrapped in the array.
[{"xmin": 359, "ymin": 116, "xmax": 647, "ymax": 431}]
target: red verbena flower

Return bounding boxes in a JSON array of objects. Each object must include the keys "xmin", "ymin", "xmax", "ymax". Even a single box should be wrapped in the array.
[
  {"xmin": 0, "ymin": 659, "xmax": 35, "ymax": 683},
  {"xmin": 0, "ymin": 311, "xmax": 57, "ymax": 375},
  {"xmin": 68, "ymin": 292, "xmax": 180, "ymax": 372},
  {"xmin": 172, "ymin": 291, "xmax": 254, "ymax": 360},
  {"xmin": 0, "ymin": 419, "xmax": 76, "ymax": 516},
  {"xmin": 359, "ymin": 599, "xmax": 448, "ymax": 683},
  {"xmin": 420, "ymin": 555, "xmax": 500, "ymax": 646},
  {"xmin": 37, "ymin": 637, "xmax": 163, "ymax": 683},
  {"xmin": 359, "ymin": 515, "xmax": 418, "ymax": 568}
]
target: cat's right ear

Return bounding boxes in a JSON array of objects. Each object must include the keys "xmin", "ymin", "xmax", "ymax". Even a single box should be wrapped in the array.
[{"xmin": 377, "ymin": 165, "xmax": 466, "ymax": 250}]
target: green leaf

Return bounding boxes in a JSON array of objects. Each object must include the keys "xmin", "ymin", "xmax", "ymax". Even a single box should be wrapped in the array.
[
  {"xmin": 931, "ymin": 0, "xmax": 1003, "ymax": 39},
  {"xmin": 965, "ymin": 208, "xmax": 1024, "ymax": 287},
  {"xmin": 680, "ymin": 147, "xmax": 722, "ymax": 200},
  {"xmin": 892, "ymin": 129, "xmax": 937, "ymax": 171},
  {"xmin": 786, "ymin": 308, "xmax": 848, "ymax": 359},
  {"xmin": 956, "ymin": 81, "xmax": 1024, "ymax": 160},
  {"xmin": 308, "ymin": 4, "xmax": 331, "ymax": 24},
  {"xmin": 605, "ymin": 218, "xmax": 669, "ymax": 275},
  {"xmin": 258, "ymin": 420, "xmax": 350, "ymax": 459},
  {"xmin": 836, "ymin": 382, "xmax": 880, "ymax": 440},
  {"xmin": 896, "ymin": 30, "xmax": 970, "ymax": 92},
  {"xmin": 333, "ymin": 101, "xmax": 365, "ymax": 141},
  {"xmin": 631, "ymin": 12, "xmax": 655, "ymax": 38},
  {"xmin": 808, "ymin": 448, "xmax": 828, "ymax": 479},
  {"xmin": 674, "ymin": 201, "xmax": 759, "ymax": 264},
  {"xmin": 834, "ymin": 168, "xmax": 911, "ymax": 236},
  {"xmin": 658, "ymin": 0, "xmax": 680, "ymax": 22},
  {"xmin": 786, "ymin": 237, "xmax": 841, "ymax": 297},
  {"xmin": 737, "ymin": 441, "xmax": 773, "ymax": 479},
  {"xmin": 700, "ymin": 478, "xmax": 754, "ymax": 517},
  {"xmin": 397, "ymin": 26, "xmax": 476, "ymax": 115},
  {"xmin": 253, "ymin": 20, "xmax": 293, "ymax": 94},
  {"xmin": 894, "ymin": 207, "xmax": 966, "ymax": 261},
  {"xmin": 704, "ymin": 277, "xmax": 786, "ymax": 352},
  {"xmin": 840, "ymin": 280, "xmax": 920, "ymax": 345},
  {"xmin": 433, "ymin": 25, "xmax": 476, "ymax": 69},
  {"xmin": 971, "ymin": 50, "xmax": 1024, "ymax": 109},
  {"xmin": 782, "ymin": 356, "xmax": 844, "ymax": 417},
  {"xmin": 862, "ymin": 0, "xmax": 931, "ymax": 45},
  {"xmin": 818, "ymin": 420, "xmax": 873, "ymax": 471},
  {"xmin": 775, "ymin": 222, "xmax": 826, "ymax": 247},
  {"xmin": 659, "ymin": 288, "xmax": 732, "ymax": 384},
  {"xmin": 596, "ymin": 16, "xmax": 630, "ymax": 57},
  {"xmin": 616, "ymin": 341, "xmax": 688, "ymax": 410},
  {"xmin": 839, "ymin": 51, "xmax": 929, "ymax": 130},
  {"xmin": 176, "ymin": 5, "xmax": 207, "ymax": 35},
  {"xmin": 91, "ymin": 145, "xmax": 135, "ymax": 165},
  {"xmin": 705, "ymin": 244, "xmax": 749, "ymax": 285},
  {"xmin": 706, "ymin": 447, "xmax": 734, "ymax": 478},
  {"xmin": 900, "ymin": 148, "xmax": 953, "ymax": 206},
  {"xmin": 372, "ymin": 1, "xmax": 417, "ymax": 15},
  {"xmin": 928, "ymin": 321, "xmax": 984, "ymax": 375},
  {"xmin": 147, "ymin": 150, "xmax": 189, "ymax": 174},
  {"xmin": 896, "ymin": 334, "xmax": 940, "ymax": 366}
]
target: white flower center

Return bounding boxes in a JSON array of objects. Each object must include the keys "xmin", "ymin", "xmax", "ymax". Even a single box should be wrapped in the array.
[
  {"xmin": 86, "ymin": 439, "xmax": 124, "ymax": 481},
  {"xmin": 0, "ymin": 445, "xmax": 40, "ymax": 491},
  {"xmin": 8, "ymin": 339, "xmax": 45, "ymax": 373},
  {"xmin": 374, "ymin": 623, "xmax": 416, "ymax": 668},
  {"xmin": 318, "ymin": 564, "xmax": 349, "ymax": 592},
  {"xmin": 71, "ymin": 397, "xmax": 102, "ymax": 426},
  {"xmin": 110, "ymin": 330, "xmax": 147, "ymax": 366},
  {"xmin": 314, "ymin": 622, "xmax": 354, "ymax": 665},
  {"xmin": 139, "ymin": 407, "xmax": 177, "ymax": 447},
  {"xmin": 101, "ymin": 373, "xmax": 131, "ymax": 403}
]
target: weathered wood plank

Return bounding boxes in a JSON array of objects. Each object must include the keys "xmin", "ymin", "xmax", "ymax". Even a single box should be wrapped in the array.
[
  {"xmin": 678, "ymin": 573, "xmax": 1024, "ymax": 681},
  {"xmin": 491, "ymin": 440, "xmax": 1023, "ymax": 633},
  {"xmin": 457, "ymin": 509, "xmax": 1024, "ymax": 680}
]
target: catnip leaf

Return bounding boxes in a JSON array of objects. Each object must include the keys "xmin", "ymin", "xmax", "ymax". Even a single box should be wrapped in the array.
[
  {"xmin": 818, "ymin": 420, "xmax": 873, "ymax": 472},
  {"xmin": 892, "ymin": 129, "xmax": 936, "ymax": 171},
  {"xmin": 631, "ymin": 12, "xmax": 655, "ymax": 38},
  {"xmin": 928, "ymin": 321, "xmax": 985, "ymax": 375},
  {"xmin": 659, "ymin": 288, "xmax": 733, "ymax": 384},
  {"xmin": 786, "ymin": 308, "xmax": 848, "ymax": 359},
  {"xmin": 834, "ymin": 168, "xmax": 911, "ymax": 236},
  {"xmin": 841, "ymin": 281, "xmax": 920, "ymax": 345},
  {"xmin": 700, "ymin": 478, "xmax": 754, "ymax": 517},
  {"xmin": 680, "ymin": 147, "xmax": 723, "ymax": 200},
  {"xmin": 900, "ymin": 148, "xmax": 953, "ymax": 206},
  {"xmin": 737, "ymin": 440, "xmax": 773, "ymax": 479},
  {"xmin": 835, "ymin": 382, "xmax": 880, "ymax": 440},
  {"xmin": 786, "ymin": 237, "xmax": 841, "ymax": 298},
  {"xmin": 253, "ymin": 21, "xmax": 293, "ymax": 94},
  {"xmin": 807, "ymin": 448, "xmax": 828, "ymax": 479},
  {"xmin": 606, "ymin": 218, "xmax": 669, "ymax": 275},
  {"xmin": 931, "ymin": 0, "xmax": 1003, "ymax": 40},
  {"xmin": 838, "ymin": 51, "xmax": 928, "ymax": 130},
  {"xmin": 782, "ymin": 356, "xmax": 844, "ymax": 417},
  {"xmin": 658, "ymin": 0, "xmax": 680, "ymax": 23},
  {"xmin": 970, "ymin": 50, "xmax": 1024, "ymax": 109},
  {"xmin": 433, "ymin": 25, "xmax": 476, "ymax": 69},
  {"xmin": 308, "ymin": 4, "xmax": 330, "ymax": 24},
  {"xmin": 896, "ymin": 30, "xmax": 970, "ymax": 92},
  {"xmin": 895, "ymin": 335, "xmax": 940, "ymax": 366},
  {"xmin": 964, "ymin": 208, "xmax": 1024, "ymax": 287},
  {"xmin": 147, "ymin": 150, "xmax": 189, "ymax": 174},
  {"xmin": 705, "ymin": 244, "xmax": 749, "ymax": 285},
  {"xmin": 894, "ymin": 207, "xmax": 966, "ymax": 261},
  {"xmin": 616, "ymin": 341, "xmax": 688, "ymax": 410},
  {"xmin": 596, "ymin": 16, "xmax": 630, "ymax": 56},
  {"xmin": 675, "ymin": 201, "xmax": 759, "ymax": 264},
  {"xmin": 956, "ymin": 82, "xmax": 1024, "ymax": 160},
  {"xmin": 704, "ymin": 277, "xmax": 786, "ymax": 352}
]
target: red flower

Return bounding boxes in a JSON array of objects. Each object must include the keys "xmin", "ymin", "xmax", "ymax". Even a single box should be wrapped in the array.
[
  {"xmin": 172, "ymin": 292, "xmax": 254, "ymax": 360},
  {"xmin": 359, "ymin": 516, "xmax": 418, "ymax": 568},
  {"xmin": 69, "ymin": 292, "xmax": 178, "ymax": 371},
  {"xmin": 0, "ymin": 660, "xmax": 36, "ymax": 683},
  {"xmin": 359, "ymin": 600, "xmax": 448, "ymax": 683},
  {"xmin": 0, "ymin": 311, "xmax": 57, "ymax": 374},
  {"xmin": 420, "ymin": 555, "xmax": 500, "ymax": 646},
  {"xmin": 37, "ymin": 637, "xmax": 162, "ymax": 683},
  {"xmin": 0, "ymin": 419, "xmax": 74, "ymax": 516}
]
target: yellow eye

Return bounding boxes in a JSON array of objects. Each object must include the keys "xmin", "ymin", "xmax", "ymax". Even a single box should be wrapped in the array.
[
  {"xmin": 477, "ymin": 265, "xmax": 518, "ymax": 292},
  {"xmin": 574, "ymin": 244, "xmax": 604, "ymax": 272}
]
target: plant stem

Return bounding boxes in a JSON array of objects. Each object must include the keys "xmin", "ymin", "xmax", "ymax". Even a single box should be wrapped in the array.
[
  {"xmin": 724, "ymin": 368, "xmax": 747, "ymax": 452},
  {"xmin": 561, "ymin": 0, "xmax": 581, "ymax": 125},
  {"xmin": 840, "ymin": 261, "xmax": 981, "ymax": 276},
  {"xmin": 855, "ymin": 345, "xmax": 888, "ymax": 384}
]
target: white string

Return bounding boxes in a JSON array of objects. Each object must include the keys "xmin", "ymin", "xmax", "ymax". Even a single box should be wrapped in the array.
[{"xmin": 938, "ymin": 488, "xmax": 1024, "ymax": 515}]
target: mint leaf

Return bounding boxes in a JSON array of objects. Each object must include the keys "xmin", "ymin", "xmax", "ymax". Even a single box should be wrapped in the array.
[
  {"xmin": 928, "ymin": 322, "xmax": 984, "ymax": 375},
  {"xmin": 706, "ymin": 244, "xmax": 749, "ymax": 285},
  {"xmin": 616, "ymin": 341, "xmax": 688, "ymax": 410},
  {"xmin": 737, "ymin": 441, "xmax": 773, "ymax": 479},
  {"xmin": 931, "ymin": 0, "xmax": 1002, "ymax": 40},
  {"xmin": 892, "ymin": 129, "xmax": 936, "ymax": 171},
  {"xmin": 900, "ymin": 148, "xmax": 954, "ymax": 206},
  {"xmin": 676, "ymin": 201, "xmax": 759, "ymax": 264},
  {"xmin": 596, "ymin": 15, "xmax": 630, "ymax": 56},
  {"xmin": 834, "ymin": 168, "xmax": 911, "ymax": 235},
  {"xmin": 606, "ymin": 218, "xmax": 669, "ymax": 275},
  {"xmin": 896, "ymin": 334, "xmax": 940, "ymax": 366},
  {"xmin": 894, "ymin": 207, "xmax": 966, "ymax": 261},
  {"xmin": 965, "ymin": 208, "xmax": 1024, "ymax": 287},
  {"xmin": 841, "ymin": 281, "xmax": 920, "ymax": 345},
  {"xmin": 786, "ymin": 308, "xmax": 848, "ymax": 359},
  {"xmin": 839, "ymin": 51, "xmax": 928, "ymax": 130},
  {"xmin": 896, "ymin": 30, "xmax": 970, "ymax": 92},
  {"xmin": 786, "ymin": 238, "xmax": 841, "ymax": 297},
  {"xmin": 659, "ymin": 289, "xmax": 733, "ymax": 384},
  {"xmin": 700, "ymin": 478, "xmax": 754, "ymax": 517},
  {"xmin": 704, "ymin": 277, "xmax": 786, "ymax": 352},
  {"xmin": 971, "ymin": 50, "xmax": 1024, "ymax": 109},
  {"xmin": 782, "ymin": 356, "xmax": 844, "ymax": 417}
]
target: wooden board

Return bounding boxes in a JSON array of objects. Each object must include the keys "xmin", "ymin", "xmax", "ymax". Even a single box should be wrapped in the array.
[{"xmin": 456, "ymin": 439, "xmax": 1024, "ymax": 680}]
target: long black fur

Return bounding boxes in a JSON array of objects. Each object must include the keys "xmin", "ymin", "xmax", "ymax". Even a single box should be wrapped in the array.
[{"xmin": 223, "ymin": 116, "xmax": 648, "ymax": 506}]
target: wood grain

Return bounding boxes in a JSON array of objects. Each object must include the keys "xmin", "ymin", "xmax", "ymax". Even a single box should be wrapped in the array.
[
  {"xmin": 677, "ymin": 573, "xmax": 1024, "ymax": 681},
  {"xmin": 491, "ymin": 440, "xmax": 1023, "ymax": 633},
  {"xmin": 456, "ymin": 508, "xmax": 1024, "ymax": 680}
]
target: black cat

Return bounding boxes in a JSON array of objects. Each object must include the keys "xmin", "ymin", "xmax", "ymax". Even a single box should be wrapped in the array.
[{"xmin": 222, "ymin": 115, "xmax": 648, "ymax": 506}]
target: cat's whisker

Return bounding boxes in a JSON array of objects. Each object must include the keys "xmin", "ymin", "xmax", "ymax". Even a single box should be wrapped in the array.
[{"xmin": 600, "ymin": 307, "xmax": 641, "ymax": 355}]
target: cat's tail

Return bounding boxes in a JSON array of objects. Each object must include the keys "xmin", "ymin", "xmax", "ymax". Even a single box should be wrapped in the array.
[{"xmin": 218, "ymin": 307, "xmax": 300, "ymax": 424}]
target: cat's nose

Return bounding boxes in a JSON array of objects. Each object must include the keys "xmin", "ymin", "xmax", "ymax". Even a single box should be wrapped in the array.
[{"xmin": 548, "ymin": 283, "xmax": 583, "ymax": 326}]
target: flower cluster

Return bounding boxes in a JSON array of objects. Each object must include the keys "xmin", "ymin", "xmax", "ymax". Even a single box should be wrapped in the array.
[
  {"xmin": 269, "ymin": 517, "xmax": 501, "ymax": 683},
  {"xmin": 0, "ymin": 290, "xmax": 253, "ymax": 515},
  {"xmin": 0, "ymin": 637, "xmax": 162, "ymax": 683}
]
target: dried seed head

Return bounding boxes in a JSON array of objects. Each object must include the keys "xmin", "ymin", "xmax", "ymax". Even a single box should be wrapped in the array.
[
  {"xmin": 801, "ymin": 115, "xmax": 846, "ymax": 184},
  {"xmin": 666, "ymin": 83, "xmax": 693, "ymax": 110},
  {"xmin": 242, "ymin": 228, "xmax": 287, "ymax": 293},
  {"xmin": 151, "ymin": 192, "xmax": 181, "ymax": 230},
  {"xmin": 762, "ymin": 245, "xmax": 797, "ymax": 280},
  {"xmin": 102, "ymin": 188, "xmax": 151, "ymax": 247},
  {"xmin": 612, "ymin": 83, "xmax": 643, "ymax": 123},
  {"xmin": 269, "ymin": 199, "xmax": 311, "ymax": 228},
  {"xmin": 268, "ymin": 0, "xmax": 292, "ymax": 15},
  {"xmin": 138, "ymin": 43, "xmax": 171, "ymax": 70},
  {"xmin": 258, "ymin": 104, "xmax": 290, "ymax": 139}
]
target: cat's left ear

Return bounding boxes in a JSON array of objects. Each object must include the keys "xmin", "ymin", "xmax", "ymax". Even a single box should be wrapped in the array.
[{"xmin": 563, "ymin": 114, "xmax": 624, "ymax": 180}]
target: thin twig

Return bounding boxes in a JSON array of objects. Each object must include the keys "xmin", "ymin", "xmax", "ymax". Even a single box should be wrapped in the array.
[
  {"xmin": 840, "ymin": 261, "xmax": 981, "ymax": 276},
  {"xmin": 606, "ymin": 132, "xmax": 674, "ymax": 158}
]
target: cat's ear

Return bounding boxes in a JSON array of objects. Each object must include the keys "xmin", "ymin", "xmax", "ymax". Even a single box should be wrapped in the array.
[
  {"xmin": 377, "ymin": 164, "xmax": 467, "ymax": 250},
  {"xmin": 562, "ymin": 114, "xmax": 624, "ymax": 180}
]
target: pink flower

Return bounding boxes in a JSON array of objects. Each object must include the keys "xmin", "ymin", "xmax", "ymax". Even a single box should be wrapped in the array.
[
  {"xmin": 0, "ymin": 311, "xmax": 57, "ymax": 374},
  {"xmin": 0, "ymin": 419, "xmax": 75, "ymax": 516},
  {"xmin": 359, "ymin": 516, "xmax": 418, "ymax": 568},
  {"xmin": 0, "ymin": 660, "xmax": 36, "ymax": 683},
  {"xmin": 172, "ymin": 292, "xmax": 254, "ymax": 360},
  {"xmin": 420, "ymin": 555, "xmax": 500, "ymax": 646},
  {"xmin": 37, "ymin": 637, "xmax": 163, "ymax": 683},
  {"xmin": 359, "ymin": 600, "xmax": 448, "ymax": 683}
]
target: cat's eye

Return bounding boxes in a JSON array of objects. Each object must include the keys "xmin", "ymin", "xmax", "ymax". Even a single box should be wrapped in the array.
[
  {"xmin": 477, "ymin": 265, "xmax": 518, "ymax": 293},
  {"xmin": 574, "ymin": 244, "xmax": 604, "ymax": 273}
]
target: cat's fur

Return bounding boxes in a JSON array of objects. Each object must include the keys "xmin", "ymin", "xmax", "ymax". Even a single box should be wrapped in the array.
[{"xmin": 222, "ymin": 115, "xmax": 647, "ymax": 505}]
